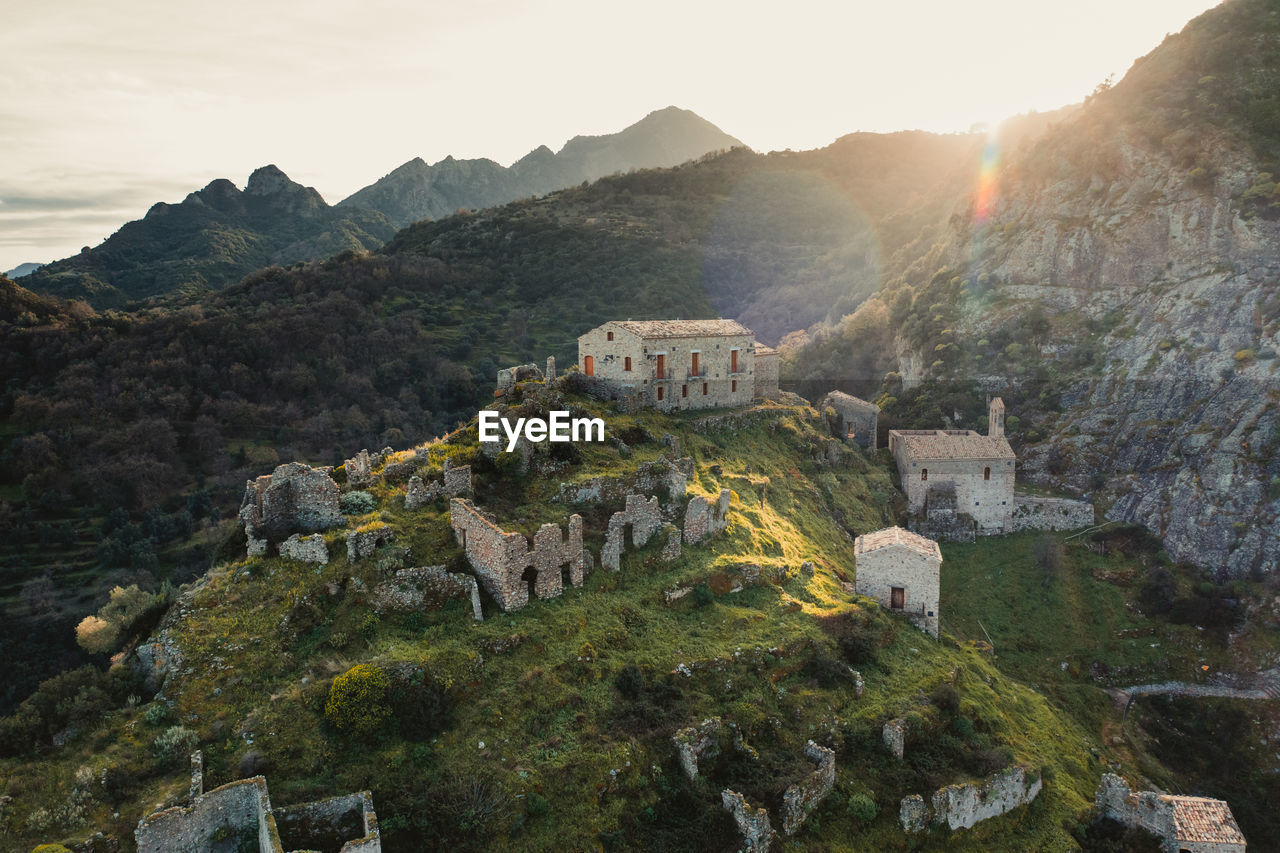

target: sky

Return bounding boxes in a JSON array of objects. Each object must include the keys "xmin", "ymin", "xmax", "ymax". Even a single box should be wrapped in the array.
[{"xmin": 1, "ymin": 0, "xmax": 1221, "ymax": 272}]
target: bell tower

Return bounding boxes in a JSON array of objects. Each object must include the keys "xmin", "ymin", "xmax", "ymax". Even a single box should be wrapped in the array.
[{"xmin": 988, "ymin": 397, "xmax": 1005, "ymax": 438}]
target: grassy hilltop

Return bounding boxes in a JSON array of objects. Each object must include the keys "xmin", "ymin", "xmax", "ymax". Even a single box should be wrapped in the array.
[{"xmin": 5, "ymin": 382, "xmax": 1278, "ymax": 851}]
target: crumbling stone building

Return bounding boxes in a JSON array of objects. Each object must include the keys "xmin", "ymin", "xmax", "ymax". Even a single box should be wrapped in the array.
[
  {"xmin": 820, "ymin": 390, "xmax": 880, "ymax": 450},
  {"xmin": 854, "ymin": 526, "xmax": 942, "ymax": 637},
  {"xmin": 1096, "ymin": 773, "xmax": 1247, "ymax": 852},
  {"xmin": 135, "ymin": 753, "xmax": 381, "ymax": 852},
  {"xmin": 239, "ymin": 462, "xmax": 344, "ymax": 558},
  {"xmin": 577, "ymin": 319, "xmax": 779, "ymax": 410},
  {"xmin": 889, "ymin": 398, "xmax": 1016, "ymax": 534}
]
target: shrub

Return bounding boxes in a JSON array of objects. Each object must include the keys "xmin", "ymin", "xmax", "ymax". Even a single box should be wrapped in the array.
[
  {"xmin": 143, "ymin": 703, "xmax": 171, "ymax": 727},
  {"xmin": 153, "ymin": 725, "xmax": 198, "ymax": 766},
  {"xmin": 846, "ymin": 793, "xmax": 878, "ymax": 824},
  {"xmin": 693, "ymin": 584, "xmax": 715, "ymax": 608},
  {"xmin": 341, "ymin": 491, "xmax": 377, "ymax": 514},
  {"xmin": 75, "ymin": 615, "xmax": 121, "ymax": 655},
  {"xmin": 74, "ymin": 585, "xmax": 162, "ymax": 655},
  {"xmin": 614, "ymin": 664, "xmax": 645, "ymax": 700},
  {"xmin": 33, "ymin": 845, "xmax": 74, "ymax": 853},
  {"xmin": 324, "ymin": 664, "xmax": 391, "ymax": 737}
]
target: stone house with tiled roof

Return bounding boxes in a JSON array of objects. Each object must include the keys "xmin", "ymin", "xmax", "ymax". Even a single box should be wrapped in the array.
[
  {"xmin": 577, "ymin": 319, "xmax": 779, "ymax": 411},
  {"xmin": 889, "ymin": 398, "xmax": 1016, "ymax": 534},
  {"xmin": 1097, "ymin": 773, "xmax": 1246, "ymax": 852},
  {"xmin": 854, "ymin": 526, "xmax": 942, "ymax": 637}
]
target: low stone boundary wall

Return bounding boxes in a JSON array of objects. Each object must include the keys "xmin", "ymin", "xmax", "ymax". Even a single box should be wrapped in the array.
[{"xmin": 1011, "ymin": 496, "xmax": 1094, "ymax": 532}]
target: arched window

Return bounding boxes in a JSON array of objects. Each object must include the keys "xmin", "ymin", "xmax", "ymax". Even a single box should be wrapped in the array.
[
  {"xmin": 984, "ymin": 466, "xmax": 991, "ymax": 480},
  {"xmin": 583, "ymin": 355, "xmax": 594, "ymax": 376},
  {"xmin": 624, "ymin": 357, "xmax": 632, "ymax": 372},
  {"xmin": 921, "ymin": 469, "xmax": 928, "ymax": 481}
]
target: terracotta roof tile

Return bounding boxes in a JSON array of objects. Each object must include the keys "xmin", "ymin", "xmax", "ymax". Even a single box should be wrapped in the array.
[
  {"xmin": 1165, "ymin": 795, "xmax": 1246, "ymax": 844},
  {"xmin": 890, "ymin": 429, "xmax": 1015, "ymax": 461},
  {"xmin": 854, "ymin": 526, "xmax": 942, "ymax": 561},
  {"xmin": 610, "ymin": 319, "xmax": 753, "ymax": 339}
]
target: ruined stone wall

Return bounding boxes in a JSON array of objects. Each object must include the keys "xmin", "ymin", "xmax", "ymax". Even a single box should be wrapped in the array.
[
  {"xmin": 900, "ymin": 766, "xmax": 1042, "ymax": 833},
  {"xmin": 684, "ymin": 489, "xmax": 732, "ymax": 545},
  {"xmin": 1011, "ymin": 496, "xmax": 1095, "ymax": 532},
  {"xmin": 780, "ymin": 741, "xmax": 836, "ymax": 835},
  {"xmin": 721, "ymin": 789, "xmax": 777, "ymax": 853},
  {"xmin": 370, "ymin": 566, "xmax": 483, "ymax": 621},
  {"xmin": 275, "ymin": 790, "xmax": 381, "ymax": 853},
  {"xmin": 239, "ymin": 462, "xmax": 342, "ymax": 557},
  {"xmin": 855, "ymin": 544, "xmax": 941, "ymax": 637},
  {"xmin": 346, "ymin": 525, "xmax": 394, "ymax": 562},
  {"xmin": 602, "ymin": 494, "xmax": 663, "ymax": 571},
  {"xmin": 279, "ymin": 534, "xmax": 328, "ymax": 566},
  {"xmin": 135, "ymin": 777, "xmax": 281, "ymax": 853},
  {"xmin": 496, "ymin": 363, "xmax": 544, "ymax": 394},
  {"xmin": 820, "ymin": 391, "xmax": 878, "ymax": 450},
  {"xmin": 754, "ymin": 349, "xmax": 780, "ymax": 401},
  {"xmin": 1095, "ymin": 774, "xmax": 1180, "ymax": 851},
  {"xmin": 449, "ymin": 499, "xmax": 584, "ymax": 612},
  {"xmin": 673, "ymin": 717, "xmax": 723, "ymax": 780},
  {"xmin": 895, "ymin": 453, "xmax": 1015, "ymax": 531},
  {"xmin": 882, "ymin": 718, "xmax": 907, "ymax": 759}
]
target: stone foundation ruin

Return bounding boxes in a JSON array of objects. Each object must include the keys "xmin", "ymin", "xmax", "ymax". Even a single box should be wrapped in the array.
[
  {"xmin": 780, "ymin": 741, "xmax": 836, "ymax": 835},
  {"xmin": 135, "ymin": 751, "xmax": 380, "ymax": 852},
  {"xmin": 899, "ymin": 765, "xmax": 1042, "ymax": 833},
  {"xmin": 371, "ymin": 566, "xmax": 483, "ymax": 621}
]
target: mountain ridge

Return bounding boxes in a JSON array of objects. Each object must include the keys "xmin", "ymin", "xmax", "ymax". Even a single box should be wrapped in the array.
[{"xmin": 337, "ymin": 106, "xmax": 745, "ymax": 227}]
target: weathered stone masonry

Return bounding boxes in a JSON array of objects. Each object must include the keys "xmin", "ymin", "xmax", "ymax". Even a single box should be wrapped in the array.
[
  {"xmin": 449, "ymin": 499, "xmax": 585, "ymax": 612},
  {"xmin": 899, "ymin": 765, "xmax": 1042, "ymax": 834},
  {"xmin": 1095, "ymin": 773, "xmax": 1246, "ymax": 853},
  {"xmin": 239, "ymin": 462, "xmax": 343, "ymax": 558}
]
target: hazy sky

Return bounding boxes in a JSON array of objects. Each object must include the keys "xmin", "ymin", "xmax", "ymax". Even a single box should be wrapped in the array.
[{"xmin": 2, "ymin": 0, "xmax": 1220, "ymax": 271}]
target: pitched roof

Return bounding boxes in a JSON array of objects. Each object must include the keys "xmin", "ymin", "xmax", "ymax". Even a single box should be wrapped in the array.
[
  {"xmin": 755, "ymin": 343, "xmax": 778, "ymax": 356},
  {"xmin": 1165, "ymin": 795, "xmax": 1246, "ymax": 844},
  {"xmin": 854, "ymin": 526, "xmax": 942, "ymax": 561},
  {"xmin": 890, "ymin": 429, "xmax": 1015, "ymax": 461},
  {"xmin": 823, "ymin": 390, "xmax": 879, "ymax": 414},
  {"xmin": 609, "ymin": 319, "xmax": 753, "ymax": 339}
]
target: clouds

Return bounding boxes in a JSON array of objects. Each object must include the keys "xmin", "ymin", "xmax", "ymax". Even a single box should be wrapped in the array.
[{"xmin": 0, "ymin": 0, "xmax": 1220, "ymax": 270}]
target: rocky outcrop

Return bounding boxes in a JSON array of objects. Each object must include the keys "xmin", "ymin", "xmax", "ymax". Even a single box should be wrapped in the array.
[
  {"xmin": 496, "ymin": 363, "xmax": 544, "ymax": 394},
  {"xmin": 929, "ymin": 113, "xmax": 1280, "ymax": 575}
]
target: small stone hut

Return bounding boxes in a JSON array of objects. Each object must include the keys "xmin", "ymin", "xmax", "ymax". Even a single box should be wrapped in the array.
[{"xmin": 854, "ymin": 526, "xmax": 942, "ymax": 637}]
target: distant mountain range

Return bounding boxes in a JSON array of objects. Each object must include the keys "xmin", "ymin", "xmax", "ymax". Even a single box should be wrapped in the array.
[
  {"xmin": 21, "ymin": 165, "xmax": 397, "ymax": 307},
  {"xmin": 337, "ymin": 106, "xmax": 744, "ymax": 226},
  {"xmin": 19, "ymin": 107, "xmax": 743, "ymax": 308},
  {"xmin": 3, "ymin": 263, "xmax": 43, "ymax": 279}
]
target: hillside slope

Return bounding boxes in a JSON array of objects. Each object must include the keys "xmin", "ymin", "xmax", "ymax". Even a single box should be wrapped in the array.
[
  {"xmin": 786, "ymin": 0, "xmax": 1280, "ymax": 577},
  {"xmin": 20, "ymin": 165, "xmax": 397, "ymax": 307},
  {"xmin": 338, "ymin": 106, "xmax": 745, "ymax": 227}
]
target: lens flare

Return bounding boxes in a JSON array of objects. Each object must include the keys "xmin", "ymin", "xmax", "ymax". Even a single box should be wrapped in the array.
[{"xmin": 974, "ymin": 137, "xmax": 1000, "ymax": 224}]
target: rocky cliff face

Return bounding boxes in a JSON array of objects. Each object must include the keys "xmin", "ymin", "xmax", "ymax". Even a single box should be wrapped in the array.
[{"xmin": 936, "ymin": 119, "xmax": 1280, "ymax": 575}]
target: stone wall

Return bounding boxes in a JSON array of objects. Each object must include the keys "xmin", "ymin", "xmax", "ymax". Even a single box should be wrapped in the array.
[
  {"xmin": 449, "ymin": 499, "xmax": 584, "ymax": 612},
  {"xmin": 1011, "ymin": 496, "xmax": 1095, "ymax": 532},
  {"xmin": 1094, "ymin": 773, "xmax": 1246, "ymax": 853},
  {"xmin": 895, "ymin": 452, "xmax": 1016, "ymax": 532},
  {"xmin": 755, "ymin": 348, "xmax": 780, "ymax": 401},
  {"xmin": 346, "ymin": 525, "xmax": 395, "ymax": 562},
  {"xmin": 135, "ymin": 776, "xmax": 280, "ymax": 853},
  {"xmin": 275, "ymin": 790, "xmax": 381, "ymax": 853},
  {"xmin": 900, "ymin": 765, "xmax": 1042, "ymax": 833},
  {"xmin": 882, "ymin": 718, "xmax": 907, "ymax": 759},
  {"xmin": 578, "ymin": 324, "xmax": 759, "ymax": 412},
  {"xmin": 820, "ymin": 391, "xmax": 879, "ymax": 450},
  {"xmin": 673, "ymin": 717, "xmax": 723, "ymax": 780},
  {"xmin": 370, "ymin": 566, "xmax": 483, "ymax": 621},
  {"xmin": 345, "ymin": 449, "xmax": 373, "ymax": 487},
  {"xmin": 279, "ymin": 533, "xmax": 328, "ymax": 566},
  {"xmin": 780, "ymin": 741, "xmax": 836, "ymax": 836},
  {"xmin": 855, "ymin": 543, "xmax": 941, "ymax": 637},
  {"xmin": 239, "ymin": 462, "xmax": 343, "ymax": 556},
  {"xmin": 684, "ymin": 489, "xmax": 732, "ymax": 545},
  {"xmin": 496, "ymin": 362, "xmax": 544, "ymax": 395},
  {"xmin": 721, "ymin": 789, "xmax": 777, "ymax": 853}
]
